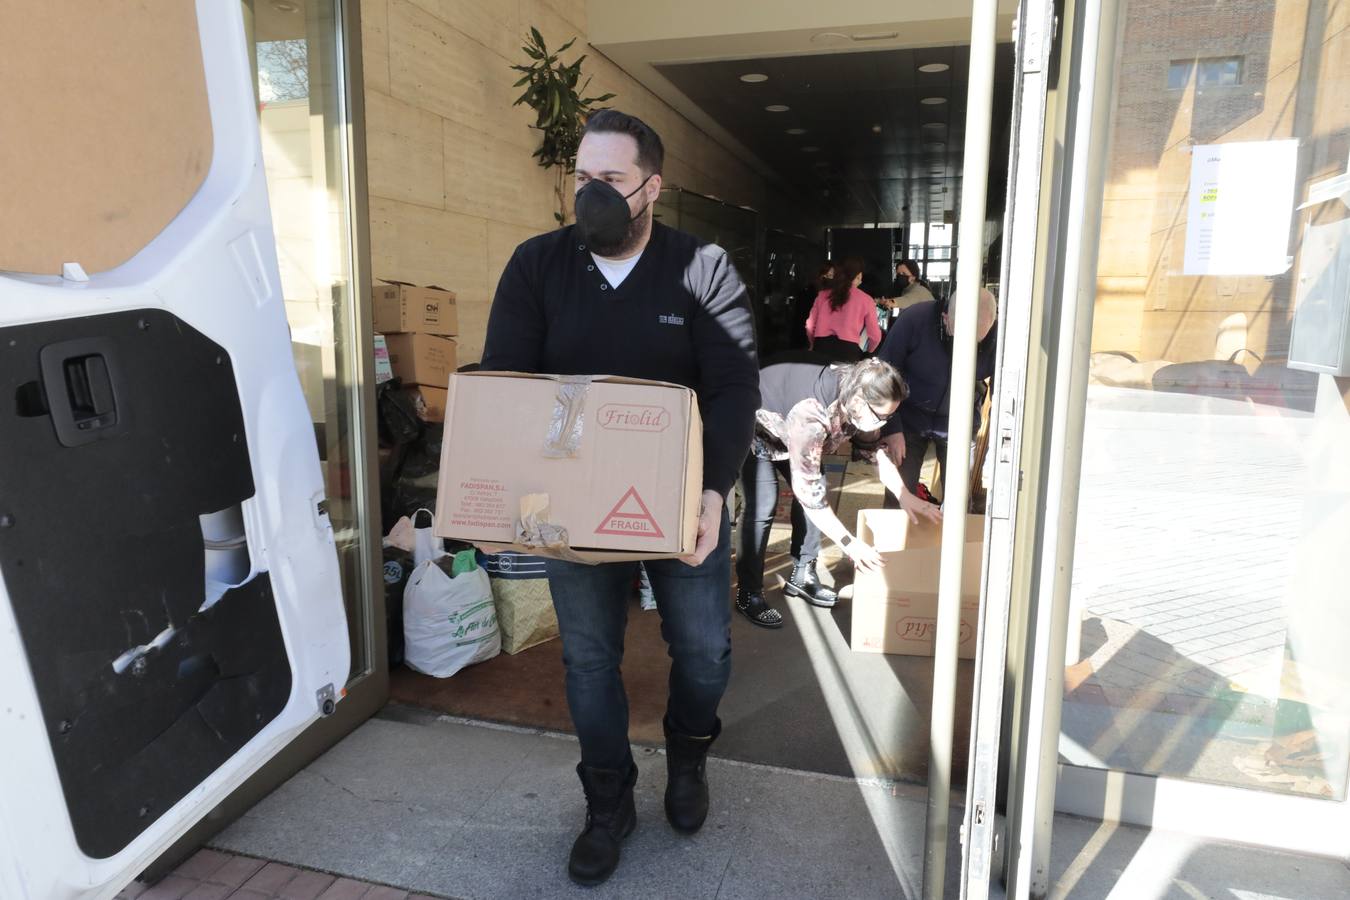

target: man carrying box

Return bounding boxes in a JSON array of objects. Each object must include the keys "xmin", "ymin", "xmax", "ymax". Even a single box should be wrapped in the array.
[{"xmin": 481, "ymin": 109, "xmax": 759, "ymax": 886}]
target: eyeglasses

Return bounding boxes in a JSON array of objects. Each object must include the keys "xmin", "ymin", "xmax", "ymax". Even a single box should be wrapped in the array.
[{"xmin": 852, "ymin": 401, "xmax": 890, "ymax": 432}]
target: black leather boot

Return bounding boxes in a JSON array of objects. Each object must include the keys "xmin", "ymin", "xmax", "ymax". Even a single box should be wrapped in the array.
[
  {"xmin": 664, "ymin": 716, "xmax": 720, "ymax": 834},
  {"xmin": 783, "ymin": 558, "xmax": 838, "ymax": 608},
  {"xmin": 569, "ymin": 762, "xmax": 638, "ymax": 886}
]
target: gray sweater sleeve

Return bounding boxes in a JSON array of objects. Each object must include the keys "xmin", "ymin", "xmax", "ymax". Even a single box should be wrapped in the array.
[{"xmin": 690, "ymin": 245, "xmax": 760, "ymax": 496}]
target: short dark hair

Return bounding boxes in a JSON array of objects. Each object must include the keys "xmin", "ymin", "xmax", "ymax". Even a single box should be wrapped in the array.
[
  {"xmin": 897, "ymin": 259, "xmax": 927, "ymax": 285},
  {"xmin": 581, "ymin": 109, "xmax": 665, "ymax": 176}
]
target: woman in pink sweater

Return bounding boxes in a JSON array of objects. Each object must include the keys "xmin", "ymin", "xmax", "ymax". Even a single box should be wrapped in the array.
[{"xmin": 805, "ymin": 257, "xmax": 882, "ymax": 362}]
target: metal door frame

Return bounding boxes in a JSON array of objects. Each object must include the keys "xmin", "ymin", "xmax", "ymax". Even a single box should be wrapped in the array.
[
  {"xmin": 958, "ymin": 0, "xmax": 1061, "ymax": 893},
  {"xmin": 965, "ymin": 0, "xmax": 1350, "ymax": 895}
]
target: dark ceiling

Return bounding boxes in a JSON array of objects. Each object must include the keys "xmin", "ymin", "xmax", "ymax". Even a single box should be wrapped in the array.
[{"xmin": 655, "ymin": 44, "xmax": 1016, "ymax": 226}]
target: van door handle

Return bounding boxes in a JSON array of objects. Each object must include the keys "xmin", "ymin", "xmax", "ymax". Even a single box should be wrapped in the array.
[{"xmin": 40, "ymin": 337, "xmax": 126, "ymax": 447}]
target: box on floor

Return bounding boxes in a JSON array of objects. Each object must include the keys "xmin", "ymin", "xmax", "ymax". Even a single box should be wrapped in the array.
[
  {"xmin": 850, "ymin": 511, "xmax": 985, "ymax": 659},
  {"xmin": 405, "ymin": 385, "xmax": 447, "ymax": 423},
  {"xmin": 385, "ymin": 332, "xmax": 457, "ymax": 390}
]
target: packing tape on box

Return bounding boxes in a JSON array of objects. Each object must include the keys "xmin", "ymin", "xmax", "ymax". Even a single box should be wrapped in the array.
[
  {"xmin": 542, "ymin": 375, "xmax": 592, "ymax": 458},
  {"xmin": 516, "ymin": 493, "xmax": 587, "ymax": 564}
]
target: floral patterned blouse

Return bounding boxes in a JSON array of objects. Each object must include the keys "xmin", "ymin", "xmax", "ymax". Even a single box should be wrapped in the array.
[{"xmin": 751, "ymin": 395, "xmax": 880, "ymax": 510}]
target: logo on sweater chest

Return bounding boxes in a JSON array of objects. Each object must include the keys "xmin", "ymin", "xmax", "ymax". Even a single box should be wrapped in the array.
[{"xmin": 657, "ymin": 314, "xmax": 685, "ymax": 326}]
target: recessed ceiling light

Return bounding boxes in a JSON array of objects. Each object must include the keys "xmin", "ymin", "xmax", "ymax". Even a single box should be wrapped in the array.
[
  {"xmin": 765, "ymin": 104, "xmax": 790, "ymax": 113},
  {"xmin": 270, "ymin": 0, "xmax": 298, "ymax": 10},
  {"xmin": 810, "ymin": 31, "xmax": 851, "ymax": 45},
  {"xmin": 801, "ymin": 146, "xmax": 820, "ymax": 153},
  {"xmin": 921, "ymin": 97, "xmax": 947, "ymax": 105},
  {"xmin": 786, "ymin": 127, "xmax": 808, "ymax": 135},
  {"xmin": 740, "ymin": 73, "xmax": 769, "ymax": 83},
  {"xmin": 918, "ymin": 63, "xmax": 950, "ymax": 74},
  {"xmin": 871, "ymin": 124, "xmax": 883, "ymax": 134}
]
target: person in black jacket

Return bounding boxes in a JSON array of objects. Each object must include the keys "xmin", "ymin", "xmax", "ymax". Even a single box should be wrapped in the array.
[
  {"xmin": 480, "ymin": 110, "xmax": 759, "ymax": 887},
  {"xmin": 874, "ymin": 287, "xmax": 998, "ymax": 519}
]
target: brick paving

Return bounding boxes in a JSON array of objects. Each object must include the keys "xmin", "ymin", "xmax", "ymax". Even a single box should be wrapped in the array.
[
  {"xmin": 1054, "ymin": 389, "xmax": 1350, "ymax": 795},
  {"xmin": 1070, "ymin": 394, "xmax": 1307, "ymax": 701},
  {"xmin": 115, "ymin": 850, "xmax": 451, "ymax": 900},
  {"xmin": 827, "ymin": 391, "xmax": 1337, "ymax": 795}
]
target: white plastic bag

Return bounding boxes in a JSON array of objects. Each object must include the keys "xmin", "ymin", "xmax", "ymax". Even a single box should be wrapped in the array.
[{"xmin": 402, "ymin": 510, "xmax": 500, "ymax": 677}]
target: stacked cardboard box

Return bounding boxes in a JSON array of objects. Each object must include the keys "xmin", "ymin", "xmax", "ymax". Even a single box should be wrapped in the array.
[{"xmin": 372, "ymin": 280, "xmax": 458, "ymax": 421}]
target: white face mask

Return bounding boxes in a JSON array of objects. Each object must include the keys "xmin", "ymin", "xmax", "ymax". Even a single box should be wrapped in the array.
[{"xmin": 849, "ymin": 397, "xmax": 888, "ymax": 432}]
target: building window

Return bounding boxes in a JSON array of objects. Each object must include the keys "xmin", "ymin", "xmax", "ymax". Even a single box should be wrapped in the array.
[
  {"xmin": 1197, "ymin": 56, "xmax": 1243, "ymax": 86},
  {"xmin": 1168, "ymin": 57, "xmax": 1243, "ymax": 90},
  {"xmin": 1167, "ymin": 60, "xmax": 1193, "ymax": 90}
]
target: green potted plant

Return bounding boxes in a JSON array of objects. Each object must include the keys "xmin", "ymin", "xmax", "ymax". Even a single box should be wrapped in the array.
[{"xmin": 511, "ymin": 28, "xmax": 616, "ymax": 225}]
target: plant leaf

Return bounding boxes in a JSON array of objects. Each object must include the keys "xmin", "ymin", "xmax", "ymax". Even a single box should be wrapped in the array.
[{"xmin": 516, "ymin": 23, "xmax": 617, "ymax": 182}]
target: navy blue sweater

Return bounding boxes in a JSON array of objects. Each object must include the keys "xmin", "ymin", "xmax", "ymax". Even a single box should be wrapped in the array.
[
  {"xmin": 875, "ymin": 299, "xmax": 997, "ymax": 438},
  {"xmin": 480, "ymin": 222, "xmax": 760, "ymax": 497}
]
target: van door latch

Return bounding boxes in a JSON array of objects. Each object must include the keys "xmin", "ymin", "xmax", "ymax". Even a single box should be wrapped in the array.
[{"xmin": 40, "ymin": 337, "xmax": 128, "ymax": 447}]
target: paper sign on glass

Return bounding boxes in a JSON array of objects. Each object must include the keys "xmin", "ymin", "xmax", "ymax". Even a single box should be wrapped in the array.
[{"xmin": 1183, "ymin": 140, "xmax": 1298, "ymax": 276}]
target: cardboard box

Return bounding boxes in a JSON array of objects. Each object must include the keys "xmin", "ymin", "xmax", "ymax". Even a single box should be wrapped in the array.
[
  {"xmin": 850, "ymin": 511, "xmax": 985, "ymax": 658},
  {"xmin": 373, "ymin": 334, "xmax": 394, "ymax": 384},
  {"xmin": 434, "ymin": 372, "xmax": 703, "ymax": 562},
  {"xmin": 372, "ymin": 280, "xmax": 458, "ymax": 335},
  {"xmin": 385, "ymin": 333, "xmax": 457, "ymax": 388},
  {"xmin": 406, "ymin": 385, "xmax": 447, "ymax": 423}
]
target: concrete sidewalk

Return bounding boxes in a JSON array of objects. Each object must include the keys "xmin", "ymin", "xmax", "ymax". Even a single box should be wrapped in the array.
[{"xmin": 196, "ymin": 709, "xmax": 1347, "ymax": 900}]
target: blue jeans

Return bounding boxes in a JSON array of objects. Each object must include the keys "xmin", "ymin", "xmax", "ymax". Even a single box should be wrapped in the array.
[{"xmin": 545, "ymin": 511, "xmax": 733, "ymax": 770}]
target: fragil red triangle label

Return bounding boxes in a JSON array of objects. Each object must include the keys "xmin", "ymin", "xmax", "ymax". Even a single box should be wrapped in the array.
[{"xmin": 595, "ymin": 486, "xmax": 665, "ymax": 539}]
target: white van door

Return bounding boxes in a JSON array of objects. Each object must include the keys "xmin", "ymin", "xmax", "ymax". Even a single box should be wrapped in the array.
[{"xmin": 0, "ymin": 3, "xmax": 351, "ymax": 898}]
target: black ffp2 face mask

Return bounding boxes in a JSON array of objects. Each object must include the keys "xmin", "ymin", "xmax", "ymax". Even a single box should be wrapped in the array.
[{"xmin": 574, "ymin": 175, "xmax": 653, "ymax": 254}]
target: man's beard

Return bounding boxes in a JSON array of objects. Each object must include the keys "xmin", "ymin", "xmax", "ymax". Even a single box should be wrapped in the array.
[{"xmin": 590, "ymin": 205, "xmax": 651, "ymax": 258}]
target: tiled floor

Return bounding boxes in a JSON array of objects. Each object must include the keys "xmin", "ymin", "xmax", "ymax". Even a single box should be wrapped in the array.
[
  {"xmin": 1060, "ymin": 388, "xmax": 1349, "ymax": 795},
  {"xmin": 116, "ymin": 849, "xmax": 449, "ymax": 900},
  {"xmin": 1070, "ymin": 390, "xmax": 1306, "ymax": 698}
]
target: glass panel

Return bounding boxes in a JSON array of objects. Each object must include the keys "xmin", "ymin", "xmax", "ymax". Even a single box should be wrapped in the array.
[
  {"xmin": 657, "ymin": 189, "xmax": 759, "ymax": 292},
  {"xmin": 245, "ymin": 0, "xmax": 372, "ymax": 679},
  {"xmin": 1062, "ymin": 0, "xmax": 1350, "ymax": 800},
  {"xmin": 926, "ymin": 261, "xmax": 953, "ymax": 282},
  {"xmin": 1168, "ymin": 60, "xmax": 1194, "ymax": 90},
  {"xmin": 1197, "ymin": 56, "xmax": 1244, "ymax": 87},
  {"xmin": 760, "ymin": 228, "xmax": 825, "ymax": 358}
]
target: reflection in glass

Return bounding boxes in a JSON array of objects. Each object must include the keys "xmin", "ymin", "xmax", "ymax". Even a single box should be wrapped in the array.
[
  {"xmin": 1061, "ymin": 0, "xmax": 1349, "ymax": 801},
  {"xmin": 245, "ymin": 0, "xmax": 372, "ymax": 679}
]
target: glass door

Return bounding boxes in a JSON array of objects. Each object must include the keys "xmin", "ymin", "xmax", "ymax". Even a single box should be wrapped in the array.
[
  {"xmin": 145, "ymin": 0, "xmax": 385, "ymax": 876},
  {"xmin": 988, "ymin": 0, "xmax": 1350, "ymax": 892},
  {"xmin": 248, "ymin": 0, "xmax": 383, "ymax": 687},
  {"xmin": 1056, "ymin": 0, "xmax": 1350, "ymax": 843}
]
